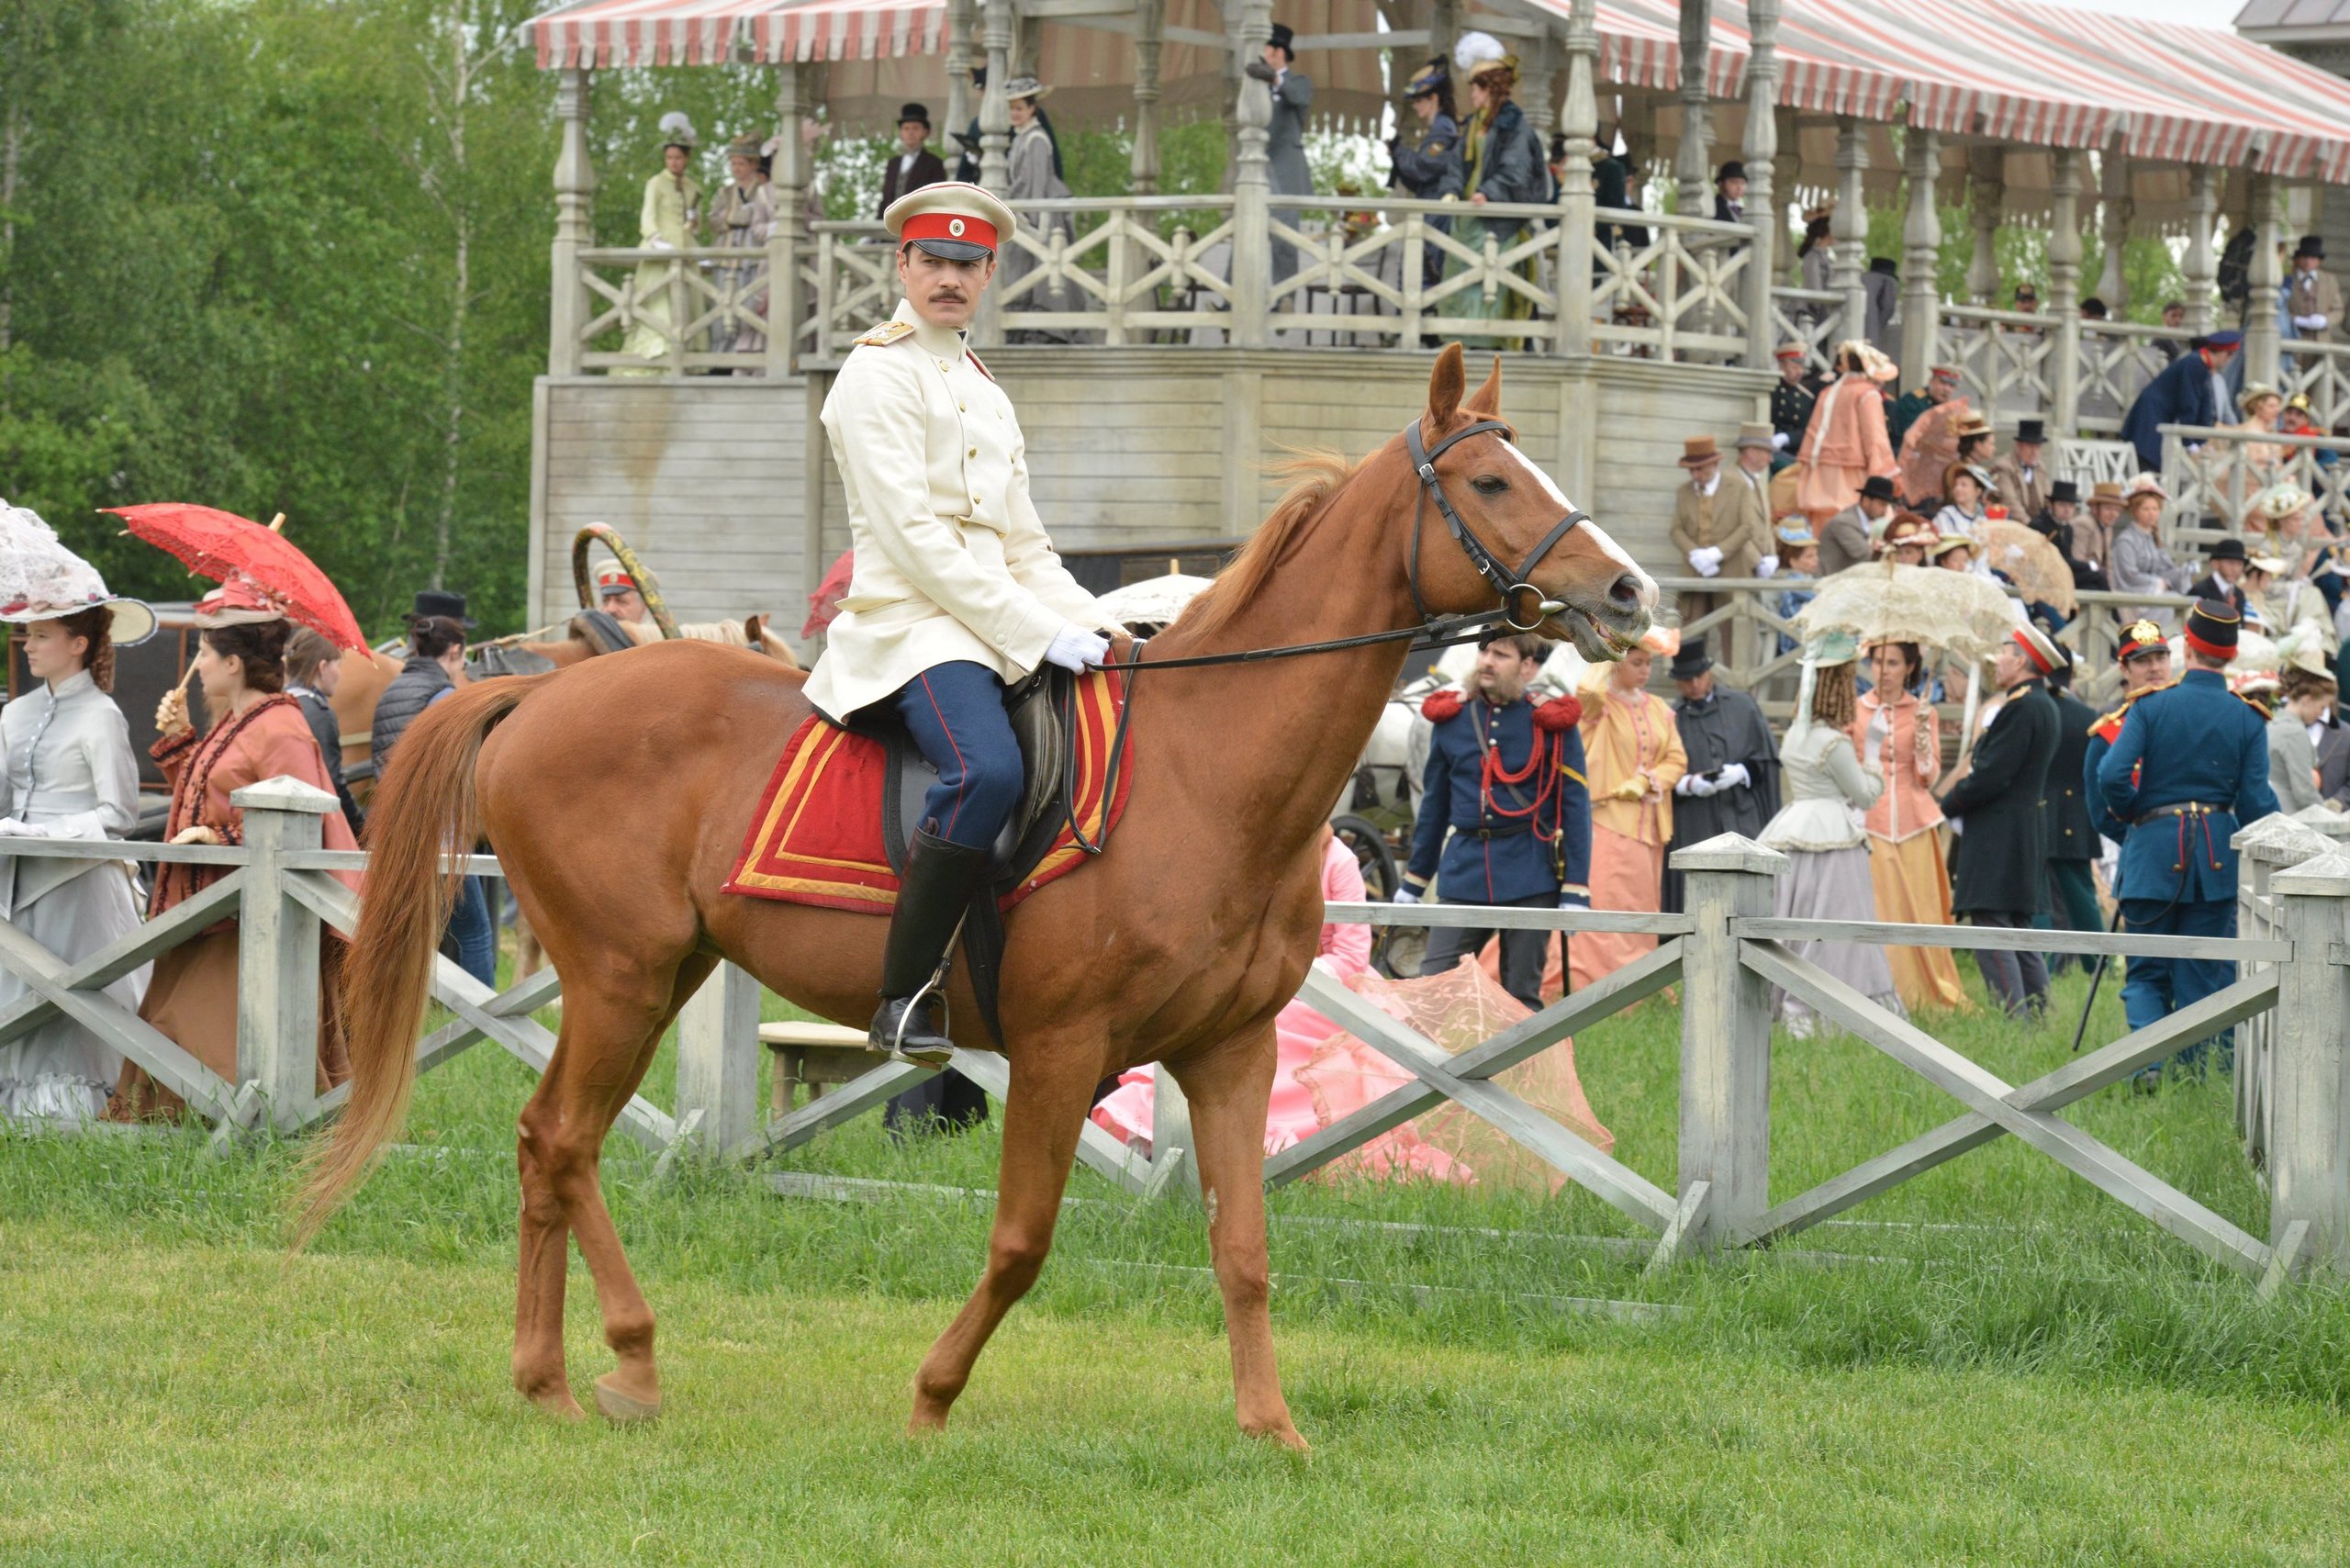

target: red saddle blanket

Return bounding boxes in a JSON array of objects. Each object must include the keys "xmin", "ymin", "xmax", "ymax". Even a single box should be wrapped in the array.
[{"xmin": 724, "ymin": 670, "xmax": 1133, "ymax": 915}]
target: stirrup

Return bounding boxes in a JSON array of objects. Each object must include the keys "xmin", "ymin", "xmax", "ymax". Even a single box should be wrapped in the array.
[{"xmin": 870, "ymin": 949, "xmax": 957, "ymax": 1068}]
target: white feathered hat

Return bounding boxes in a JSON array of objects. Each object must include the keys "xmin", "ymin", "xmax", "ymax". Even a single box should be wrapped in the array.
[
  {"xmin": 0, "ymin": 501, "xmax": 156, "ymax": 645},
  {"xmin": 1454, "ymin": 29, "xmax": 1514, "ymax": 81},
  {"xmin": 657, "ymin": 110, "xmax": 699, "ymax": 151}
]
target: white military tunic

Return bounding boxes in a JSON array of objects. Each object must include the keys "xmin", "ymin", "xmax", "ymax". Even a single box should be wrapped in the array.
[{"xmin": 804, "ymin": 298, "xmax": 1105, "ymax": 721}]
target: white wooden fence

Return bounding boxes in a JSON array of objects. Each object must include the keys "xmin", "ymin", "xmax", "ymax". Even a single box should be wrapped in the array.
[{"xmin": 9, "ymin": 790, "xmax": 2350, "ymax": 1286}]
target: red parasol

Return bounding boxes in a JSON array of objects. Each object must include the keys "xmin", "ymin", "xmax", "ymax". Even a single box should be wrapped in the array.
[
  {"xmin": 106, "ymin": 503, "xmax": 368, "ymax": 652},
  {"xmin": 802, "ymin": 547, "xmax": 855, "ymax": 640}
]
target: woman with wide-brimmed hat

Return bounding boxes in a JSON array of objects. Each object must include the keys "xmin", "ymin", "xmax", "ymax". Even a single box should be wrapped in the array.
[
  {"xmin": 618, "ymin": 112, "xmax": 705, "ymax": 375},
  {"xmin": 0, "ymin": 503, "xmax": 158, "ymax": 1123},
  {"xmin": 999, "ymin": 77, "xmax": 1076, "ymax": 339}
]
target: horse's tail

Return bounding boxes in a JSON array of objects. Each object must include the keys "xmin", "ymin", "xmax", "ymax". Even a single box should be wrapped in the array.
[{"xmin": 293, "ymin": 676, "xmax": 548, "ymax": 1249}]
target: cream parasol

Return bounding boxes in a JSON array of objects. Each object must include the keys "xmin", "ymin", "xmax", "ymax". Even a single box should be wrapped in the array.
[
  {"xmin": 1793, "ymin": 559, "xmax": 2023, "ymax": 659},
  {"xmin": 1975, "ymin": 522, "xmax": 2078, "ymax": 618},
  {"xmin": 1094, "ymin": 572, "xmax": 1214, "ymax": 631}
]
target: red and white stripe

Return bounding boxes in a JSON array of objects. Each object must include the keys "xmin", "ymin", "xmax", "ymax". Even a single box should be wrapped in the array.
[
  {"xmin": 755, "ymin": 0, "xmax": 945, "ymax": 63},
  {"xmin": 530, "ymin": 0, "xmax": 762, "ymax": 68}
]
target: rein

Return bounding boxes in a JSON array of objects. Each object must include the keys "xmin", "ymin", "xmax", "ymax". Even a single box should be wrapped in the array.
[{"xmin": 1063, "ymin": 416, "xmax": 1594, "ymax": 856}]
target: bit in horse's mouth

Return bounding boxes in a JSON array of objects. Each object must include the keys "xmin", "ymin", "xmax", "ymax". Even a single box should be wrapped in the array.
[{"xmin": 1553, "ymin": 604, "xmax": 1637, "ymax": 662}]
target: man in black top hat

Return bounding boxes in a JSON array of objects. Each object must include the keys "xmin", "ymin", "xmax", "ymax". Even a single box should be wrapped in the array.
[
  {"xmin": 1821, "ymin": 474, "xmax": 1895, "ymax": 577},
  {"xmin": 1989, "ymin": 417, "xmax": 2051, "ymax": 522},
  {"xmin": 2290, "ymin": 234, "xmax": 2341, "ymax": 344},
  {"xmin": 1941, "ymin": 623, "xmax": 2065, "ymax": 1018},
  {"xmin": 1660, "ymin": 635, "xmax": 1779, "ymax": 913},
  {"xmin": 2188, "ymin": 535, "xmax": 2250, "ymax": 613},
  {"xmin": 1713, "ymin": 161, "xmax": 1746, "ymax": 224},
  {"xmin": 1245, "ymin": 22, "xmax": 1314, "ymax": 283},
  {"xmin": 2029, "ymin": 479, "xmax": 2106, "ymax": 590},
  {"xmin": 2038, "ymin": 645, "xmax": 2103, "ymax": 975},
  {"xmin": 878, "ymin": 103, "xmax": 947, "ymax": 219}
]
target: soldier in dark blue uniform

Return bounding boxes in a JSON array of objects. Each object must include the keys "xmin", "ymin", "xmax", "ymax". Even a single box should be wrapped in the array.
[
  {"xmin": 1397, "ymin": 633, "xmax": 1594, "ymax": 1011},
  {"xmin": 2097, "ymin": 599, "xmax": 2279, "ymax": 1077}
]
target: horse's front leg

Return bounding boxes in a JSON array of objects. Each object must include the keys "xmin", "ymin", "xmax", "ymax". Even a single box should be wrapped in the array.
[
  {"xmin": 908, "ymin": 1031, "xmax": 1100, "ymax": 1436},
  {"xmin": 1173, "ymin": 1021, "xmax": 1307, "ymax": 1451}
]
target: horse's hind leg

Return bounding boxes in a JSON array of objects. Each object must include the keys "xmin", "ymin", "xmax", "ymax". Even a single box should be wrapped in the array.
[
  {"xmin": 513, "ymin": 950, "xmax": 714, "ymax": 1422},
  {"xmin": 1175, "ymin": 1025, "xmax": 1307, "ymax": 1451},
  {"xmin": 908, "ymin": 1034, "xmax": 1099, "ymax": 1436}
]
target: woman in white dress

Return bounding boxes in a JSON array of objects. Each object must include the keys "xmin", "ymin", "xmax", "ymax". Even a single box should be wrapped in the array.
[
  {"xmin": 1757, "ymin": 631, "xmax": 1904, "ymax": 1035},
  {"xmin": 0, "ymin": 509, "xmax": 157, "ymax": 1122}
]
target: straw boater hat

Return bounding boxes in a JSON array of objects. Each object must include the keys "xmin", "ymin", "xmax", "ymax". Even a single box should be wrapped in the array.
[
  {"xmin": 0, "ymin": 502, "xmax": 157, "ymax": 645},
  {"xmin": 2089, "ymin": 480, "xmax": 2126, "ymax": 507},
  {"xmin": 1677, "ymin": 434, "xmax": 1722, "ymax": 467},
  {"xmin": 1775, "ymin": 521, "xmax": 1818, "ymax": 550},
  {"xmin": 1736, "ymin": 421, "xmax": 1774, "ymax": 452},
  {"xmin": 2241, "ymin": 381, "xmax": 2283, "ymax": 409},
  {"xmin": 1928, "ymin": 532, "xmax": 1975, "ymax": 563},
  {"xmin": 1955, "ymin": 415, "xmax": 1994, "ymax": 440}
]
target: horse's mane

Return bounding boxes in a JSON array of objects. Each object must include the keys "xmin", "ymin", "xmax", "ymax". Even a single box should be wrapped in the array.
[{"xmin": 1171, "ymin": 447, "xmax": 1367, "ymax": 644}]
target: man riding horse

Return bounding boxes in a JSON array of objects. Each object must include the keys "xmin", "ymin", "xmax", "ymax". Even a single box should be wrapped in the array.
[{"xmin": 803, "ymin": 182, "xmax": 1114, "ymax": 1064}]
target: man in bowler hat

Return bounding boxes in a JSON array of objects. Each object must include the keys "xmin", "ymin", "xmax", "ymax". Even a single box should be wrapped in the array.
[{"xmin": 1821, "ymin": 474, "xmax": 1894, "ymax": 577}]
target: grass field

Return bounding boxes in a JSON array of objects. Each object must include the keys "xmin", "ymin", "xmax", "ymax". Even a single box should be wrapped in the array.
[{"xmin": 6, "ymin": 947, "xmax": 2350, "ymax": 1564}]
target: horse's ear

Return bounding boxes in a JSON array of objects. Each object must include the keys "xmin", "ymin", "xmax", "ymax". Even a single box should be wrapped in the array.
[
  {"xmin": 1464, "ymin": 354, "xmax": 1504, "ymax": 417},
  {"xmin": 1427, "ymin": 343, "xmax": 1465, "ymax": 429},
  {"xmin": 744, "ymin": 613, "xmax": 767, "ymax": 643}
]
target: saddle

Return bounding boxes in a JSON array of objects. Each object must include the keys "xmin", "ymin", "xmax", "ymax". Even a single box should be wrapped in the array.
[{"xmin": 860, "ymin": 665, "xmax": 1073, "ymax": 888}]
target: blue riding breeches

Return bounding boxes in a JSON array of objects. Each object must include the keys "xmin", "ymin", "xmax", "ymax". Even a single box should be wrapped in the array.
[{"xmin": 889, "ymin": 660, "xmax": 1024, "ymax": 849}]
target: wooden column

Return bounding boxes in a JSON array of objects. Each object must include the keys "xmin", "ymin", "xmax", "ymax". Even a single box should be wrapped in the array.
[
  {"xmin": 1520, "ymin": 29, "xmax": 1557, "ymax": 140},
  {"xmin": 2247, "ymin": 170, "xmax": 2284, "ymax": 390},
  {"xmin": 1130, "ymin": 0, "xmax": 1166, "ymax": 196},
  {"xmin": 1831, "ymin": 115, "xmax": 1867, "ymax": 344},
  {"xmin": 1553, "ymin": 0, "xmax": 1600, "ymax": 361},
  {"xmin": 2096, "ymin": 134, "xmax": 2132, "ymax": 312},
  {"xmin": 979, "ymin": 0, "xmax": 1013, "ymax": 194},
  {"xmin": 1230, "ymin": 0, "xmax": 1273, "ymax": 349},
  {"xmin": 2050, "ymin": 146, "xmax": 2085, "ymax": 437},
  {"xmin": 1898, "ymin": 124, "xmax": 1942, "ymax": 387},
  {"xmin": 946, "ymin": 0, "xmax": 976, "ymax": 161},
  {"xmin": 1674, "ymin": 0, "xmax": 1713, "ymax": 216},
  {"xmin": 2185, "ymin": 165, "xmax": 2221, "ymax": 335},
  {"xmin": 1673, "ymin": 835, "xmax": 1784, "ymax": 1252},
  {"xmin": 2268, "ymin": 851, "xmax": 2350, "ymax": 1275},
  {"xmin": 549, "ymin": 68, "xmax": 595, "ymax": 378},
  {"xmin": 1964, "ymin": 146, "xmax": 2002, "ymax": 306},
  {"xmin": 1428, "ymin": 0, "xmax": 1460, "ymax": 82},
  {"xmin": 676, "ymin": 961, "xmax": 762, "ymax": 1159},
  {"xmin": 1740, "ymin": 0, "xmax": 1782, "ymax": 370},
  {"xmin": 234, "ymin": 778, "xmax": 336, "ymax": 1133},
  {"xmin": 767, "ymin": 63, "xmax": 812, "ymax": 377}
]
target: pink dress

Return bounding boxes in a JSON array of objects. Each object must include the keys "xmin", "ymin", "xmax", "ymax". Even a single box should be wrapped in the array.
[{"xmin": 1092, "ymin": 835, "xmax": 1373, "ymax": 1154}]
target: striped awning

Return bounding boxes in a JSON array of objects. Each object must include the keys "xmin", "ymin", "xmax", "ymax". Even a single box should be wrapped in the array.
[{"xmin": 527, "ymin": 0, "xmax": 2350, "ymax": 182}]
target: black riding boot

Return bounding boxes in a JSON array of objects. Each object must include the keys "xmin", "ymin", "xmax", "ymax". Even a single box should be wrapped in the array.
[{"xmin": 868, "ymin": 828, "xmax": 990, "ymax": 1064}]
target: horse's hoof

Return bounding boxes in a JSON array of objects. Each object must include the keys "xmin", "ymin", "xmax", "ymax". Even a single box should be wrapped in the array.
[
  {"xmin": 593, "ymin": 1373, "xmax": 662, "ymax": 1424},
  {"xmin": 906, "ymin": 1403, "xmax": 951, "ymax": 1438},
  {"xmin": 522, "ymin": 1384, "xmax": 586, "ymax": 1421},
  {"xmin": 1244, "ymin": 1419, "xmax": 1312, "ymax": 1454}
]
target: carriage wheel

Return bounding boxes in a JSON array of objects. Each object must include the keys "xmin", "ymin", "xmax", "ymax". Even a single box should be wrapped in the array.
[{"xmin": 1330, "ymin": 814, "xmax": 1415, "ymax": 977}]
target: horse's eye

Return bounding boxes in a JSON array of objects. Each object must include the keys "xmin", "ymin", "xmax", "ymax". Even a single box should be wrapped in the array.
[{"xmin": 1472, "ymin": 475, "xmax": 1508, "ymax": 496}]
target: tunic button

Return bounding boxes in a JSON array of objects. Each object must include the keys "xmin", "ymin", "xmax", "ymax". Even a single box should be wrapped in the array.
[{"xmin": 968, "ymin": 447, "xmax": 978, "ymax": 457}]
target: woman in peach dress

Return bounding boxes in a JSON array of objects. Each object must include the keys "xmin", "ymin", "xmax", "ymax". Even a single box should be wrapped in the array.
[
  {"xmin": 1793, "ymin": 341, "xmax": 1901, "ymax": 522},
  {"xmin": 1569, "ymin": 633, "xmax": 1686, "ymax": 991},
  {"xmin": 1850, "ymin": 639, "xmax": 1969, "ymax": 1013}
]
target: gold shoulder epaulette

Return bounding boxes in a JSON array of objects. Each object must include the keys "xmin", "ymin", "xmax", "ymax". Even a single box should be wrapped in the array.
[
  {"xmin": 2236, "ymin": 690, "xmax": 2274, "ymax": 718},
  {"xmin": 852, "ymin": 319, "xmax": 915, "ymax": 349}
]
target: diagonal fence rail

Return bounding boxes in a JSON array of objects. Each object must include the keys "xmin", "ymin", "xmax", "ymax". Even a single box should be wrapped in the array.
[{"xmin": 7, "ymin": 781, "xmax": 2350, "ymax": 1289}]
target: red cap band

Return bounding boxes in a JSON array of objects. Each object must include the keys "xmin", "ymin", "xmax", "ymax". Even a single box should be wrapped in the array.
[
  {"xmin": 2012, "ymin": 628, "xmax": 2056, "ymax": 676},
  {"xmin": 901, "ymin": 211, "xmax": 998, "ymax": 252},
  {"xmin": 2183, "ymin": 627, "xmax": 2232, "ymax": 660}
]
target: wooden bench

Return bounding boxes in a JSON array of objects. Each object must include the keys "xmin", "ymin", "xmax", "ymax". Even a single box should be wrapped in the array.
[{"xmin": 759, "ymin": 1020, "xmax": 879, "ymax": 1115}]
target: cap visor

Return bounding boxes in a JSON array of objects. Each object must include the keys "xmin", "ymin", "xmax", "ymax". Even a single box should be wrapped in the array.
[{"xmin": 909, "ymin": 237, "xmax": 993, "ymax": 263}]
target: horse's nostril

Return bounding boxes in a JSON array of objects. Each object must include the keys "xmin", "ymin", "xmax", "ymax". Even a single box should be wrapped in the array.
[{"xmin": 1608, "ymin": 573, "xmax": 1643, "ymax": 607}]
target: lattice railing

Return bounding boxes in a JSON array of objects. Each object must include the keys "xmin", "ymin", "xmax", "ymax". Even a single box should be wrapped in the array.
[
  {"xmin": 575, "ymin": 245, "xmax": 776, "ymax": 375},
  {"xmin": 2160, "ymin": 423, "xmax": 2350, "ymax": 541},
  {"xmin": 2077, "ymin": 322, "xmax": 2188, "ymax": 435},
  {"xmin": 1266, "ymin": 195, "xmax": 1567, "ymax": 352},
  {"xmin": 1589, "ymin": 208, "xmax": 1751, "ymax": 364},
  {"xmin": 2281, "ymin": 338, "xmax": 2350, "ymax": 435},
  {"xmin": 1941, "ymin": 305, "xmax": 2055, "ymax": 422},
  {"xmin": 1771, "ymin": 286, "xmax": 1843, "ymax": 376}
]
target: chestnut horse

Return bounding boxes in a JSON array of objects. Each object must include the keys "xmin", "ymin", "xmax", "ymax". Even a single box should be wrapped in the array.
[{"xmin": 297, "ymin": 348, "xmax": 1656, "ymax": 1449}]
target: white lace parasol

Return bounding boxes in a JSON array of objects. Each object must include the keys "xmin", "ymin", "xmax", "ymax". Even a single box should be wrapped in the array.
[
  {"xmin": 1794, "ymin": 558, "xmax": 2021, "ymax": 658},
  {"xmin": 1975, "ymin": 521, "xmax": 2078, "ymax": 617},
  {"xmin": 0, "ymin": 501, "xmax": 156, "ymax": 644}
]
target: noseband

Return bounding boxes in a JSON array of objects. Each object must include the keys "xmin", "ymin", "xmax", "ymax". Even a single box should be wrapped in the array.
[{"xmin": 1404, "ymin": 416, "xmax": 1590, "ymax": 633}]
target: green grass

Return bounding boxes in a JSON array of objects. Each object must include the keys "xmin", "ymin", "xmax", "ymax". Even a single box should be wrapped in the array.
[{"xmin": 6, "ymin": 946, "xmax": 2350, "ymax": 1563}]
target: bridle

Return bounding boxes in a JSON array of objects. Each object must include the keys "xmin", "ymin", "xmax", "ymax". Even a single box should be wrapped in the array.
[
  {"xmin": 1062, "ymin": 414, "xmax": 1605, "ymax": 854},
  {"xmin": 1091, "ymin": 415, "xmax": 1595, "ymax": 675}
]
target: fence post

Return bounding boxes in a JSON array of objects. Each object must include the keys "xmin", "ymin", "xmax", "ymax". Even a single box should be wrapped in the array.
[
  {"xmin": 2232, "ymin": 815, "xmax": 2333, "ymax": 1167},
  {"xmin": 1671, "ymin": 833, "xmax": 1786, "ymax": 1251},
  {"xmin": 2267, "ymin": 849, "xmax": 2350, "ymax": 1276},
  {"xmin": 1145, "ymin": 1061, "xmax": 1199, "ymax": 1202},
  {"xmin": 233, "ymin": 778, "xmax": 336, "ymax": 1133},
  {"xmin": 675, "ymin": 960, "xmax": 762, "ymax": 1158}
]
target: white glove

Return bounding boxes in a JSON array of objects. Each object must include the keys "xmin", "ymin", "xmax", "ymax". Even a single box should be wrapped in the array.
[
  {"xmin": 2296, "ymin": 314, "xmax": 2329, "ymax": 331},
  {"xmin": 0, "ymin": 819, "xmax": 46, "ymax": 838},
  {"xmin": 1688, "ymin": 545, "xmax": 1724, "ymax": 578},
  {"xmin": 647, "ymin": 236, "xmax": 676, "ymax": 252},
  {"xmin": 1772, "ymin": 431, "xmax": 1790, "ymax": 451},
  {"xmin": 1756, "ymin": 554, "xmax": 1780, "ymax": 579},
  {"xmin": 1717, "ymin": 762, "xmax": 1751, "ymax": 791},
  {"xmin": 1393, "ymin": 886, "xmax": 1422, "ymax": 905},
  {"xmin": 1558, "ymin": 890, "xmax": 1590, "ymax": 910},
  {"xmin": 1677, "ymin": 773, "xmax": 1719, "ymax": 799},
  {"xmin": 1043, "ymin": 623, "xmax": 1110, "ymax": 673}
]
